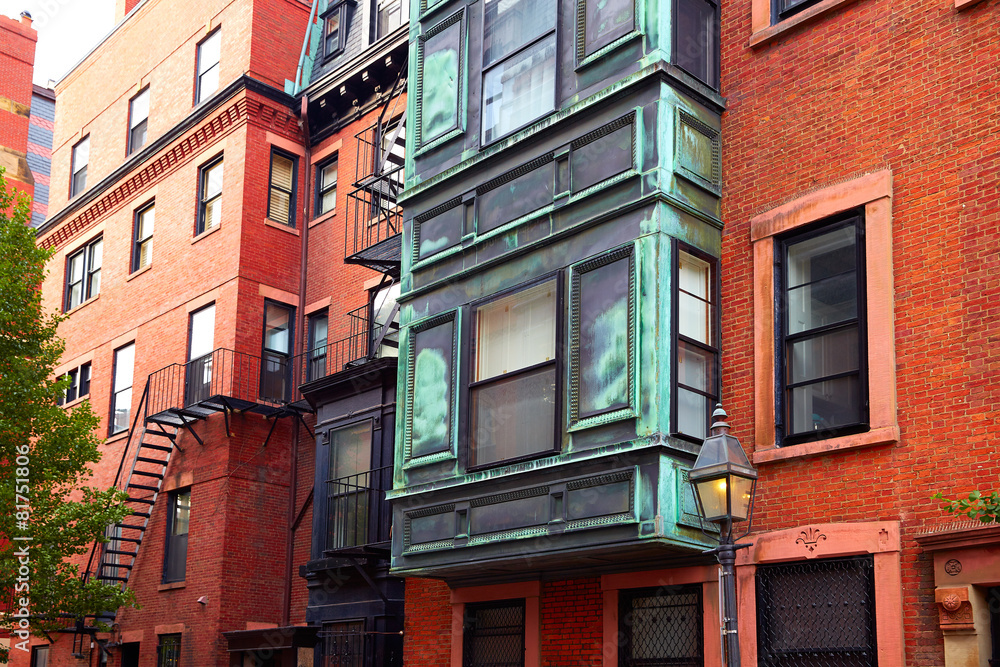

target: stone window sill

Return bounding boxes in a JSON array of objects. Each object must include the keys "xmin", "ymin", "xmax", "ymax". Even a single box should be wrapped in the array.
[
  {"xmin": 126, "ymin": 263, "xmax": 152, "ymax": 282},
  {"xmin": 264, "ymin": 218, "xmax": 300, "ymax": 235},
  {"xmin": 191, "ymin": 224, "xmax": 220, "ymax": 244},
  {"xmin": 753, "ymin": 425, "xmax": 899, "ymax": 465},
  {"xmin": 158, "ymin": 581, "xmax": 186, "ymax": 592},
  {"xmin": 750, "ymin": 0, "xmax": 860, "ymax": 48}
]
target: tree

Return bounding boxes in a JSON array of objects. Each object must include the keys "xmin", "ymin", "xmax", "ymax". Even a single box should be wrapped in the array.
[
  {"xmin": 0, "ymin": 169, "xmax": 132, "ymax": 663},
  {"xmin": 932, "ymin": 489, "xmax": 1000, "ymax": 525}
]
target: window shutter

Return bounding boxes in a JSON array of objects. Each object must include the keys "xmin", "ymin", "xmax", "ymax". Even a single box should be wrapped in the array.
[{"xmin": 269, "ymin": 155, "xmax": 295, "ymax": 224}]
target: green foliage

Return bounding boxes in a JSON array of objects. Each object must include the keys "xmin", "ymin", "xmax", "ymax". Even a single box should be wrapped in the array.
[
  {"xmin": 931, "ymin": 489, "xmax": 1000, "ymax": 524},
  {"xmin": 0, "ymin": 169, "xmax": 133, "ymax": 661}
]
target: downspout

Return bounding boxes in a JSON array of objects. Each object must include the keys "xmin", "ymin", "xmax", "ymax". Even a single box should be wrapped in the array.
[
  {"xmin": 284, "ymin": 93, "xmax": 313, "ymax": 627},
  {"xmin": 294, "ymin": 0, "xmax": 320, "ymax": 94}
]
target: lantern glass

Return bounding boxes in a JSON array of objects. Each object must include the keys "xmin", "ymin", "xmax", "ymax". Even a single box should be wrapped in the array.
[
  {"xmin": 729, "ymin": 474, "xmax": 755, "ymax": 522},
  {"xmin": 694, "ymin": 475, "xmax": 730, "ymax": 522}
]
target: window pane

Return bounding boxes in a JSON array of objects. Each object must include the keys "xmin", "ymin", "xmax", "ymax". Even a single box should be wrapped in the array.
[
  {"xmin": 172, "ymin": 491, "xmax": 191, "ymax": 535},
  {"xmin": 328, "ymin": 421, "xmax": 372, "ymax": 479},
  {"xmin": 264, "ymin": 303, "xmax": 291, "ymax": 354},
  {"xmin": 204, "ymin": 162, "xmax": 224, "ymax": 198},
  {"xmin": 114, "ymin": 345, "xmax": 135, "ymax": 393},
  {"xmin": 69, "ymin": 252, "xmax": 84, "ymax": 282},
  {"xmin": 482, "ymin": 35, "xmax": 556, "ymax": 144},
  {"xmin": 199, "ymin": 65, "xmax": 219, "ymax": 99},
  {"xmin": 463, "ymin": 602, "xmax": 525, "ymax": 667},
  {"xmin": 189, "ymin": 305, "xmax": 215, "ymax": 360},
  {"xmin": 73, "ymin": 137, "xmax": 90, "ymax": 171},
  {"xmin": 483, "ymin": 0, "xmax": 557, "ymax": 66},
  {"xmin": 113, "ymin": 387, "xmax": 132, "ymax": 433},
  {"xmin": 786, "ymin": 272, "xmax": 857, "ymax": 335},
  {"xmin": 138, "ymin": 207, "xmax": 154, "ymax": 240},
  {"xmin": 788, "ymin": 326, "xmax": 859, "ymax": 385},
  {"xmin": 411, "ymin": 319, "xmax": 454, "ymax": 458},
  {"xmin": 677, "ymin": 387, "xmax": 709, "ymax": 440},
  {"xmin": 204, "ymin": 196, "xmax": 222, "ymax": 230},
  {"xmin": 578, "ymin": 258, "xmax": 630, "ymax": 415},
  {"xmin": 678, "ymin": 251, "xmax": 712, "ymax": 343},
  {"xmin": 678, "ymin": 339, "xmax": 714, "ymax": 393},
  {"xmin": 789, "ymin": 374, "xmax": 862, "ymax": 435},
  {"xmin": 199, "ymin": 31, "xmax": 221, "ymax": 74},
  {"xmin": 130, "ymin": 89, "xmax": 149, "ymax": 128},
  {"xmin": 271, "ymin": 154, "xmax": 294, "ymax": 191},
  {"xmin": 675, "ymin": 0, "xmax": 718, "ymax": 87},
  {"xmin": 269, "ymin": 189, "xmax": 291, "ymax": 224},
  {"xmin": 80, "ymin": 363, "xmax": 91, "ymax": 397},
  {"xmin": 377, "ymin": 0, "xmax": 402, "ymax": 37},
  {"xmin": 471, "ymin": 365, "xmax": 555, "ymax": 466},
  {"xmin": 89, "ymin": 238, "xmax": 103, "ymax": 270},
  {"xmin": 475, "ymin": 280, "xmax": 556, "ymax": 381},
  {"xmin": 584, "ymin": 0, "xmax": 634, "ymax": 56},
  {"xmin": 620, "ymin": 586, "xmax": 703, "ymax": 664},
  {"xmin": 130, "ymin": 120, "xmax": 148, "ymax": 153},
  {"xmin": 786, "ymin": 225, "xmax": 856, "ymax": 287}
]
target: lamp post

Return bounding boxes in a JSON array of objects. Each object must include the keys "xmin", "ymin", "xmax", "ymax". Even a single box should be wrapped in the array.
[{"xmin": 688, "ymin": 405, "xmax": 758, "ymax": 667}]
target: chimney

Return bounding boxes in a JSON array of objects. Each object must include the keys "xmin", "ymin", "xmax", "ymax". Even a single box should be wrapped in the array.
[
  {"xmin": 114, "ymin": 0, "xmax": 142, "ymax": 23},
  {"xmin": 19, "ymin": 10, "xmax": 32, "ymax": 27}
]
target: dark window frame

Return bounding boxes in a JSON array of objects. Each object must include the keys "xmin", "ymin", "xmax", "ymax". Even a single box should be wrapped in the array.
[
  {"xmin": 132, "ymin": 200, "xmax": 155, "ymax": 273},
  {"xmin": 110, "ymin": 342, "xmax": 135, "ymax": 437},
  {"xmin": 988, "ymin": 586, "xmax": 1000, "ymax": 666},
  {"xmin": 322, "ymin": 1, "xmax": 355, "ymax": 60},
  {"xmin": 30, "ymin": 644, "xmax": 50, "ymax": 667},
  {"xmin": 671, "ymin": 241, "xmax": 721, "ymax": 442},
  {"xmin": 58, "ymin": 361, "xmax": 92, "ymax": 406},
  {"xmin": 307, "ymin": 310, "xmax": 330, "ymax": 382},
  {"xmin": 479, "ymin": 0, "xmax": 559, "ymax": 146},
  {"xmin": 196, "ymin": 155, "xmax": 224, "ymax": 235},
  {"xmin": 771, "ymin": 0, "xmax": 823, "ymax": 22},
  {"xmin": 618, "ymin": 585, "xmax": 704, "ymax": 667},
  {"xmin": 70, "ymin": 135, "xmax": 90, "ymax": 197},
  {"xmin": 315, "ymin": 155, "xmax": 338, "ymax": 217},
  {"xmin": 261, "ymin": 300, "xmax": 296, "ymax": 402},
  {"xmin": 756, "ymin": 555, "xmax": 878, "ymax": 666},
  {"xmin": 776, "ymin": 209, "xmax": 869, "ymax": 446},
  {"xmin": 157, "ymin": 633, "xmax": 182, "ymax": 667},
  {"xmin": 127, "ymin": 87, "xmax": 150, "ymax": 156},
  {"xmin": 324, "ymin": 418, "xmax": 376, "ymax": 552},
  {"xmin": 162, "ymin": 490, "xmax": 190, "ymax": 584},
  {"xmin": 671, "ymin": 0, "xmax": 720, "ymax": 89},
  {"xmin": 462, "ymin": 599, "xmax": 526, "ymax": 667},
  {"xmin": 64, "ymin": 235, "xmax": 103, "ymax": 312},
  {"xmin": 185, "ymin": 303, "xmax": 216, "ymax": 406},
  {"xmin": 195, "ymin": 28, "xmax": 222, "ymax": 104},
  {"xmin": 464, "ymin": 272, "xmax": 563, "ymax": 472},
  {"xmin": 266, "ymin": 148, "xmax": 298, "ymax": 227}
]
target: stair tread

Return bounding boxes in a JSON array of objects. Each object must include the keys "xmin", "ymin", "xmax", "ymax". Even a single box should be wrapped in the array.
[
  {"xmin": 127, "ymin": 483, "xmax": 160, "ymax": 492},
  {"xmin": 127, "ymin": 497, "xmax": 156, "ymax": 504},
  {"xmin": 140, "ymin": 443, "xmax": 173, "ymax": 452}
]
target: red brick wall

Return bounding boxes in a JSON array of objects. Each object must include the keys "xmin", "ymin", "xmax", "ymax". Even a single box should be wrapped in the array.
[
  {"xmin": 404, "ymin": 578, "xmax": 453, "ymax": 666},
  {"xmin": 0, "ymin": 14, "xmax": 37, "ymax": 205},
  {"xmin": 720, "ymin": 0, "xmax": 1000, "ymax": 664},
  {"xmin": 540, "ymin": 579, "xmax": 604, "ymax": 666}
]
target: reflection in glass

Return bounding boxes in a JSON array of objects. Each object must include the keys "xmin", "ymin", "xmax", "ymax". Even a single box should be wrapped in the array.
[{"xmin": 482, "ymin": 36, "xmax": 556, "ymax": 144}]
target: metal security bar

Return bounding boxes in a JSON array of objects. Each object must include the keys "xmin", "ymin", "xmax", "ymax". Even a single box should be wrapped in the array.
[
  {"xmin": 462, "ymin": 600, "xmax": 525, "ymax": 667},
  {"xmin": 756, "ymin": 556, "xmax": 877, "ymax": 667},
  {"xmin": 321, "ymin": 624, "xmax": 365, "ymax": 667},
  {"xmin": 619, "ymin": 585, "xmax": 704, "ymax": 667}
]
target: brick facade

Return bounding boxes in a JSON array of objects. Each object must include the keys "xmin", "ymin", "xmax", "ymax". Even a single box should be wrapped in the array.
[{"xmin": 0, "ymin": 13, "xmax": 37, "ymax": 205}]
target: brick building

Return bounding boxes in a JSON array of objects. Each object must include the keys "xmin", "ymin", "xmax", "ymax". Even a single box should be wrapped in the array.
[
  {"xmin": 1, "ymin": 11, "xmax": 55, "ymax": 226},
  {"xmin": 390, "ymin": 0, "xmax": 1000, "ymax": 665},
  {"xmin": 16, "ymin": 0, "xmax": 407, "ymax": 665}
]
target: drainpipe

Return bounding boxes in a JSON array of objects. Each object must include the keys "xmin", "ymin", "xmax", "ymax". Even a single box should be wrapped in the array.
[
  {"xmin": 284, "ymin": 93, "xmax": 313, "ymax": 627},
  {"xmin": 294, "ymin": 0, "xmax": 320, "ymax": 94}
]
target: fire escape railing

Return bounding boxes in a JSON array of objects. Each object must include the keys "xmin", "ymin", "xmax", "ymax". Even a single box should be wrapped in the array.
[
  {"xmin": 324, "ymin": 465, "xmax": 393, "ymax": 553},
  {"xmin": 293, "ymin": 304, "xmax": 399, "ymax": 387}
]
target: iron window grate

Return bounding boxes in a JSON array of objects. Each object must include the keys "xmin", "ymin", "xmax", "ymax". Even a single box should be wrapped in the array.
[
  {"xmin": 619, "ymin": 584, "xmax": 704, "ymax": 667},
  {"xmin": 756, "ymin": 555, "xmax": 877, "ymax": 667},
  {"xmin": 463, "ymin": 600, "xmax": 525, "ymax": 667}
]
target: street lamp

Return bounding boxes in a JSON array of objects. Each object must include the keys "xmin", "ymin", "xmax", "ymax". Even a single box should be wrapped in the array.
[{"xmin": 689, "ymin": 405, "xmax": 758, "ymax": 667}]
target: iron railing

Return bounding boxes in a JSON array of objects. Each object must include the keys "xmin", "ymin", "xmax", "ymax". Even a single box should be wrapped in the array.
[
  {"xmin": 325, "ymin": 465, "xmax": 393, "ymax": 552},
  {"xmin": 295, "ymin": 305, "xmax": 399, "ymax": 386},
  {"xmin": 462, "ymin": 600, "xmax": 526, "ymax": 667},
  {"xmin": 319, "ymin": 625, "xmax": 403, "ymax": 667},
  {"xmin": 618, "ymin": 585, "xmax": 704, "ymax": 667},
  {"xmin": 345, "ymin": 163, "xmax": 404, "ymax": 264},
  {"xmin": 146, "ymin": 347, "xmax": 295, "ymax": 415}
]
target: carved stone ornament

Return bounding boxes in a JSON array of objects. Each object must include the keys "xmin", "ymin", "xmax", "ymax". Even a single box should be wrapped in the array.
[
  {"xmin": 796, "ymin": 527, "xmax": 828, "ymax": 552},
  {"xmin": 935, "ymin": 587, "xmax": 974, "ymax": 632},
  {"xmin": 944, "ymin": 558, "xmax": 963, "ymax": 576}
]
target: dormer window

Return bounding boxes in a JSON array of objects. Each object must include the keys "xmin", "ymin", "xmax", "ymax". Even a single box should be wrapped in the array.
[{"xmin": 323, "ymin": 1, "xmax": 356, "ymax": 60}]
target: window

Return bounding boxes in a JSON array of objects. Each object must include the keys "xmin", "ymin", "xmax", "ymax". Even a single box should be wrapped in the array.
[
  {"xmin": 470, "ymin": 278, "xmax": 558, "ymax": 468},
  {"xmin": 197, "ymin": 157, "xmax": 223, "ymax": 234},
  {"xmin": 323, "ymin": 2, "xmax": 354, "ymax": 59},
  {"xmin": 57, "ymin": 362, "xmax": 91, "ymax": 406},
  {"xmin": 132, "ymin": 203, "xmax": 155, "ymax": 272},
  {"xmin": 267, "ymin": 150, "xmax": 297, "ymax": 226},
  {"xmin": 128, "ymin": 88, "xmax": 150, "ymax": 155},
  {"xmin": 157, "ymin": 633, "xmax": 181, "ymax": 667},
  {"xmin": 618, "ymin": 586, "xmax": 703, "ymax": 666},
  {"xmin": 481, "ymin": 0, "xmax": 557, "ymax": 144},
  {"xmin": 70, "ymin": 135, "xmax": 89, "ymax": 197},
  {"xmin": 65, "ymin": 236, "xmax": 102, "ymax": 311},
  {"xmin": 196, "ymin": 29, "xmax": 221, "ymax": 103},
  {"xmin": 376, "ymin": 0, "xmax": 403, "ymax": 39},
  {"xmin": 30, "ymin": 645, "xmax": 49, "ymax": 667},
  {"xmin": 756, "ymin": 556, "xmax": 877, "ymax": 666},
  {"xmin": 778, "ymin": 212, "xmax": 866, "ymax": 444},
  {"xmin": 317, "ymin": 157, "xmax": 338, "ymax": 216},
  {"xmin": 674, "ymin": 0, "xmax": 719, "ymax": 89},
  {"xmin": 773, "ymin": 0, "xmax": 823, "ymax": 21},
  {"xmin": 462, "ymin": 600, "xmax": 525, "ymax": 667},
  {"xmin": 163, "ymin": 491, "xmax": 190, "ymax": 583},
  {"xmin": 110, "ymin": 343, "xmax": 134, "ymax": 435},
  {"xmin": 674, "ymin": 247, "xmax": 719, "ymax": 440},
  {"xmin": 186, "ymin": 304, "xmax": 215, "ymax": 405},
  {"xmin": 308, "ymin": 311, "xmax": 329, "ymax": 382},
  {"xmin": 325, "ymin": 421, "xmax": 373, "ymax": 550},
  {"xmin": 261, "ymin": 301, "xmax": 294, "ymax": 402},
  {"xmin": 371, "ymin": 281, "xmax": 401, "ymax": 357},
  {"xmin": 750, "ymin": 170, "xmax": 896, "ymax": 462}
]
